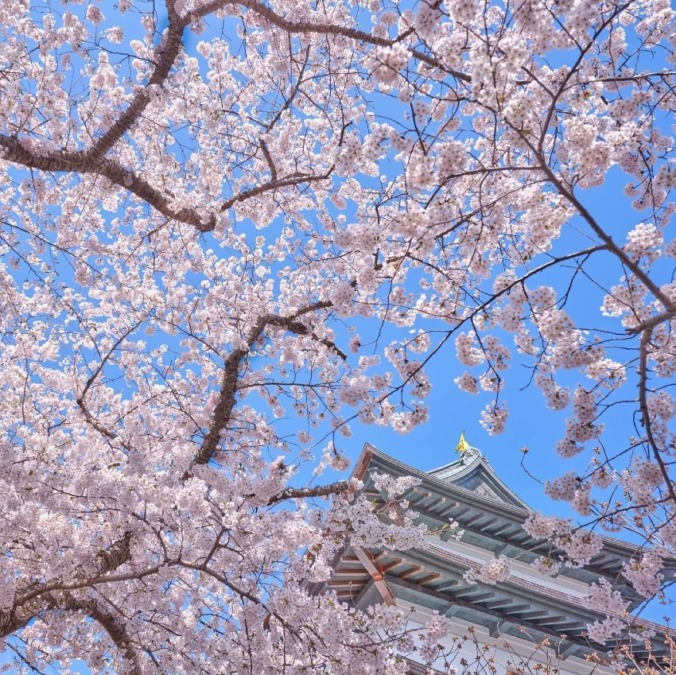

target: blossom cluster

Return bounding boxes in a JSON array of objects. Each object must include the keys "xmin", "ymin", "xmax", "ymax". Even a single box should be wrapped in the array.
[
  {"xmin": 372, "ymin": 43, "xmax": 409, "ymax": 84},
  {"xmin": 622, "ymin": 548, "xmax": 665, "ymax": 598},
  {"xmin": 524, "ymin": 514, "xmax": 603, "ymax": 567},
  {"xmin": 582, "ymin": 579, "xmax": 630, "ymax": 643},
  {"xmin": 464, "ymin": 555, "xmax": 511, "ymax": 585}
]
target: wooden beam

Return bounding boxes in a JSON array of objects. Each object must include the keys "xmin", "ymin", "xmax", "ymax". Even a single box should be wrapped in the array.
[
  {"xmin": 462, "ymin": 591, "xmax": 497, "ymax": 603},
  {"xmin": 353, "ymin": 547, "xmax": 396, "ymax": 606},
  {"xmin": 417, "ymin": 572, "xmax": 441, "ymax": 585},
  {"xmin": 454, "ymin": 585, "xmax": 482, "ymax": 598},
  {"xmin": 489, "ymin": 620, "xmax": 504, "ymax": 637},
  {"xmin": 559, "ymin": 641, "xmax": 580, "ymax": 660},
  {"xmin": 434, "ymin": 580, "xmax": 460, "ymax": 592},
  {"xmin": 354, "ymin": 579, "xmax": 388, "ymax": 609},
  {"xmin": 461, "ymin": 510, "xmax": 486, "ymax": 527},
  {"xmin": 381, "ymin": 557, "xmax": 404, "ymax": 573},
  {"xmin": 536, "ymin": 615, "xmax": 571, "ymax": 626},
  {"xmin": 517, "ymin": 609, "xmax": 550, "ymax": 620},
  {"xmin": 504, "ymin": 603, "xmax": 531, "ymax": 614},
  {"xmin": 328, "ymin": 580, "xmax": 366, "ymax": 589},
  {"xmin": 486, "ymin": 522, "xmax": 517, "ymax": 537},
  {"xmin": 399, "ymin": 565, "xmax": 423, "ymax": 579}
]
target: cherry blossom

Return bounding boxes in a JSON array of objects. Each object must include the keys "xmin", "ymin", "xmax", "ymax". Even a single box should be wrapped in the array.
[
  {"xmin": 464, "ymin": 555, "xmax": 511, "ymax": 586},
  {"xmin": 0, "ymin": 0, "xmax": 673, "ymax": 669}
]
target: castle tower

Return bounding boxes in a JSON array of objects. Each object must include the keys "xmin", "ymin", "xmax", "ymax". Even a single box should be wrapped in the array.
[{"xmin": 307, "ymin": 443, "xmax": 674, "ymax": 673}]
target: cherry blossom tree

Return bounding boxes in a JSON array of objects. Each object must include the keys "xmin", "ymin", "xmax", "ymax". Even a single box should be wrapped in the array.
[{"xmin": 0, "ymin": 0, "xmax": 673, "ymax": 670}]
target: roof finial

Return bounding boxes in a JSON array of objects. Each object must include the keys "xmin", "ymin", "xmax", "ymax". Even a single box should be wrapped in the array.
[{"xmin": 456, "ymin": 431, "xmax": 470, "ymax": 454}]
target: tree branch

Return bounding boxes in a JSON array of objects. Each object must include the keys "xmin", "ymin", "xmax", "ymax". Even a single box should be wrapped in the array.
[
  {"xmin": 0, "ymin": 0, "xmax": 467, "ymax": 233},
  {"xmin": 93, "ymin": 532, "xmax": 134, "ymax": 577},
  {"xmin": 218, "ymin": 171, "xmax": 332, "ymax": 215},
  {"xmin": 259, "ymin": 137, "xmax": 277, "ymax": 182},
  {"xmin": 266, "ymin": 315, "xmax": 347, "ymax": 360},
  {"xmin": 187, "ymin": 301, "xmax": 333, "ymax": 472},
  {"xmin": 76, "ymin": 324, "xmax": 141, "ymax": 440},
  {"xmin": 228, "ymin": 0, "xmax": 471, "ymax": 83},
  {"xmin": 0, "ymin": 2, "xmax": 217, "ymax": 228},
  {"xmin": 516, "ymin": 130, "xmax": 675, "ymax": 312},
  {"xmin": 87, "ymin": 7, "xmax": 188, "ymax": 162},
  {"xmin": 627, "ymin": 309, "xmax": 676, "ymax": 335},
  {"xmin": 266, "ymin": 479, "xmax": 350, "ymax": 505},
  {"xmin": 59, "ymin": 596, "xmax": 143, "ymax": 675},
  {"xmin": 0, "ymin": 533, "xmax": 134, "ymax": 640},
  {"xmin": 637, "ymin": 328, "xmax": 676, "ymax": 506},
  {"xmin": 0, "ymin": 135, "xmax": 216, "ymax": 231}
]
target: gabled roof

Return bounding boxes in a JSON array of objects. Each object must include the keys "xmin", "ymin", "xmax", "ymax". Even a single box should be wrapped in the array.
[
  {"xmin": 353, "ymin": 442, "xmax": 531, "ymax": 520},
  {"xmin": 427, "ymin": 445, "xmax": 528, "ymax": 509}
]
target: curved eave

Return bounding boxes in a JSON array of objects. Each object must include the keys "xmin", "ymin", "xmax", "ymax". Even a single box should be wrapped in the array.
[
  {"xmin": 354, "ymin": 443, "xmax": 646, "ymax": 560},
  {"xmin": 353, "ymin": 443, "xmax": 653, "ymax": 601},
  {"xmin": 313, "ymin": 543, "xmax": 676, "ymax": 667},
  {"xmin": 354, "ymin": 443, "xmax": 531, "ymax": 519}
]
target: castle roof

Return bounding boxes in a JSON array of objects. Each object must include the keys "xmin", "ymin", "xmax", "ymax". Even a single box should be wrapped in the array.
[{"xmin": 308, "ymin": 442, "xmax": 675, "ymax": 667}]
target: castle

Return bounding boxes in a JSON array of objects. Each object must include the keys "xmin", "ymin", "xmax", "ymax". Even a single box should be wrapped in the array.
[{"xmin": 308, "ymin": 442, "xmax": 674, "ymax": 673}]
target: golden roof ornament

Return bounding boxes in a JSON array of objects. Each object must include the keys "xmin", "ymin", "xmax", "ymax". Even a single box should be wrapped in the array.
[{"xmin": 455, "ymin": 431, "xmax": 470, "ymax": 454}]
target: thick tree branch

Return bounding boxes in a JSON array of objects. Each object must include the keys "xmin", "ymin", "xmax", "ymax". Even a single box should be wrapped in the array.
[
  {"xmin": 266, "ymin": 479, "xmax": 350, "ymax": 505},
  {"xmin": 0, "ymin": 533, "xmax": 134, "ymax": 641},
  {"xmin": 188, "ymin": 301, "xmax": 333, "ymax": 472},
  {"xmin": 266, "ymin": 315, "xmax": 347, "ymax": 360},
  {"xmin": 627, "ymin": 309, "xmax": 676, "ymax": 334},
  {"xmin": 0, "ymin": 135, "xmax": 216, "ymax": 231},
  {"xmin": 0, "ymin": 610, "xmax": 32, "ymax": 642},
  {"xmin": 94, "ymin": 532, "xmax": 134, "ymax": 577},
  {"xmin": 258, "ymin": 137, "xmax": 278, "ymax": 182},
  {"xmin": 0, "ymin": 0, "xmax": 465, "ymax": 233},
  {"xmin": 0, "ymin": 131, "xmax": 334, "ymax": 233},
  {"xmin": 60, "ymin": 596, "xmax": 143, "ymax": 675},
  {"xmin": 87, "ymin": 8, "xmax": 187, "ymax": 161},
  {"xmin": 218, "ymin": 171, "xmax": 333, "ymax": 215},
  {"xmin": 0, "ymin": 2, "xmax": 213, "ymax": 228},
  {"xmin": 228, "ymin": 0, "xmax": 471, "ymax": 82}
]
